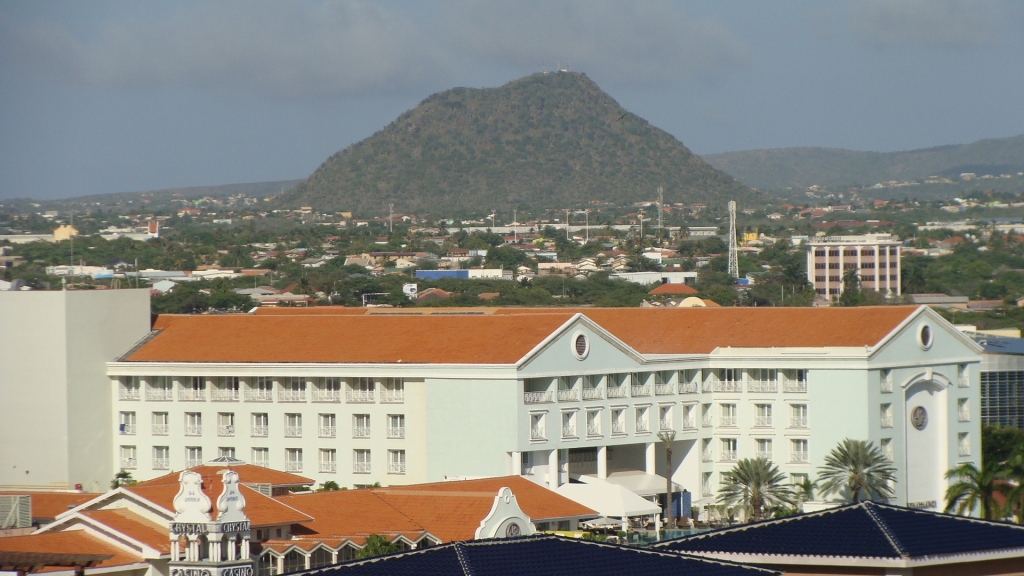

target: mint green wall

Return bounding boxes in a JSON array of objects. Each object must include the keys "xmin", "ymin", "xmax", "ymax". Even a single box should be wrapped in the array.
[
  {"xmin": 807, "ymin": 368, "xmax": 869, "ymax": 484},
  {"xmin": 518, "ymin": 321, "xmax": 643, "ymax": 376}
]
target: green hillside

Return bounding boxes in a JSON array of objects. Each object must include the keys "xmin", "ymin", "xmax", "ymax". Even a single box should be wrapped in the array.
[
  {"xmin": 279, "ymin": 72, "xmax": 758, "ymax": 215},
  {"xmin": 702, "ymin": 134, "xmax": 1024, "ymax": 191}
]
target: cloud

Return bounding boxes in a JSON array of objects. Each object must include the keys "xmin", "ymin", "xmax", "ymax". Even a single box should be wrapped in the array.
[
  {"xmin": 0, "ymin": 0, "xmax": 749, "ymax": 99},
  {"xmin": 849, "ymin": 0, "xmax": 1007, "ymax": 50}
]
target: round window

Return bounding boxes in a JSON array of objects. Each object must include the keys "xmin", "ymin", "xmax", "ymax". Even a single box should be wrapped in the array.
[
  {"xmin": 505, "ymin": 522, "xmax": 521, "ymax": 537},
  {"xmin": 919, "ymin": 324, "xmax": 933, "ymax": 350},
  {"xmin": 911, "ymin": 406, "xmax": 928, "ymax": 430},
  {"xmin": 572, "ymin": 332, "xmax": 589, "ymax": 360}
]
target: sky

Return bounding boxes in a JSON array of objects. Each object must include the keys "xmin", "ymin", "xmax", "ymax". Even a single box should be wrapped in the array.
[{"xmin": 2, "ymin": 0, "xmax": 1023, "ymax": 200}]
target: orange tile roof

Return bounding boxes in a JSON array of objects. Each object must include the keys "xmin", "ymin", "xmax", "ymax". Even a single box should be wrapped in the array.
[
  {"xmin": 0, "ymin": 531, "xmax": 143, "ymax": 570},
  {"xmin": 253, "ymin": 307, "xmax": 368, "ymax": 316},
  {"xmin": 280, "ymin": 489, "xmax": 429, "ymax": 542},
  {"xmin": 136, "ymin": 464, "xmax": 313, "ymax": 488},
  {"xmin": 80, "ymin": 509, "xmax": 170, "ymax": 553},
  {"xmin": 647, "ymin": 283, "xmax": 699, "ymax": 296},
  {"xmin": 0, "ymin": 492, "xmax": 99, "ymax": 521}
]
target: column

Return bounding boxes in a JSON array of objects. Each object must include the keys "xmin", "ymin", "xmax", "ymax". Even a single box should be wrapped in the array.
[
  {"xmin": 806, "ymin": 246, "xmax": 813, "ymax": 289},
  {"xmin": 171, "ymin": 538, "xmax": 180, "ymax": 562},
  {"xmin": 548, "ymin": 449, "xmax": 559, "ymax": 489},
  {"xmin": 511, "ymin": 451, "xmax": 522, "ymax": 476},
  {"xmin": 646, "ymin": 442, "xmax": 656, "ymax": 475},
  {"xmin": 874, "ymin": 245, "xmax": 880, "ymax": 291},
  {"xmin": 597, "ymin": 446, "xmax": 608, "ymax": 479},
  {"xmin": 838, "ymin": 247, "xmax": 844, "ymax": 297},
  {"xmin": 304, "ymin": 553, "xmax": 311, "ymax": 570},
  {"xmin": 276, "ymin": 555, "xmax": 284, "ymax": 576},
  {"xmin": 894, "ymin": 245, "xmax": 901, "ymax": 296}
]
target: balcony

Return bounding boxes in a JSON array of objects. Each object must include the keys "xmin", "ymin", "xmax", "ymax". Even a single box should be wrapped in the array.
[
  {"xmin": 659, "ymin": 418, "xmax": 673, "ymax": 431},
  {"xmin": 561, "ymin": 425, "xmax": 577, "ymax": 438},
  {"xmin": 251, "ymin": 425, "xmax": 268, "ymax": 437},
  {"xmin": 530, "ymin": 426, "xmax": 546, "ymax": 440},
  {"xmin": 635, "ymin": 421, "xmax": 650, "ymax": 434},
  {"xmin": 587, "ymin": 423, "xmax": 601, "ymax": 436},
  {"xmin": 388, "ymin": 462, "xmax": 406, "ymax": 475},
  {"xmin": 719, "ymin": 416, "xmax": 737, "ymax": 427},
  {"xmin": 682, "ymin": 416, "xmax": 696, "ymax": 430},
  {"xmin": 702, "ymin": 483, "xmax": 713, "ymax": 497},
  {"xmin": 284, "ymin": 426, "xmax": 303, "ymax": 438},
  {"xmin": 285, "ymin": 461, "xmax": 303, "ymax": 473},
  {"xmin": 679, "ymin": 382, "xmax": 698, "ymax": 394},
  {"xmin": 279, "ymin": 390, "xmax": 307, "ymax": 402},
  {"xmin": 179, "ymin": 389, "xmax": 206, "ymax": 402},
  {"xmin": 720, "ymin": 450, "xmax": 737, "ymax": 462},
  {"xmin": 612, "ymin": 422, "xmax": 626, "ymax": 435},
  {"xmin": 119, "ymin": 424, "xmax": 136, "ymax": 435},
  {"xmin": 524, "ymin": 391, "xmax": 553, "ymax": 404},
  {"xmin": 119, "ymin": 388, "xmax": 141, "ymax": 401},
  {"xmin": 253, "ymin": 459, "xmax": 269, "ymax": 468},
  {"xmin": 153, "ymin": 458, "xmax": 169, "ymax": 470},
  {"xmin": 607, "ymin": 387, "xmax": 628, "ymax": 399},
  {"xmin": 784, "ymin": 381, "xmax": 808, "ymax": 393},
  {"xmin": 218, "ymin": 425, "xmax": 235, "ymax": 437},
  {"xmin": 319, "ymin": 426, "xmax": 337, "ymax": 438},
  {"xmin": 152, "ymin": 424, "xmax": 169, "ymax": 435},
  {"xmin": 245, "ymin": 390, "xmax": 273, "ymax": 402},
  {"xmin": 655, "ymin": 384, "xmax": 675, "ymax": 396},
  {"xmin": 631, "ymin": 384, "xmax": 651, "ymax": 397},
  {"xmin": 312, "ymin": 390, "xmax": 341, "ymax": 403},
  {"xmin": 381, "ymin": 389, "xmax": 404, "ymax": 403},
  {"xmin": 582, "ymin": 388, "xmax": 603, "ymax": 400},
  {"xmin": 353, "ymin": 426, "xmax": 371, "ymax": 438},
  {"xmin": 120, "ymin": 458, "xmax": 137, "ymax": 470},
  {"xmin": 186, "ymin": 459, "xmax": 203, "ymax": 468},
  {"xmin": 755, "ymin": 451, "xmax": 772, "ymax": 460},
  {"xmin": 557, "ymin": 389, "xmax": 579, "ymax": 402},
  {"xmin": 185, "ymin": 425, "xmax": 202, "ymax": 436},
  {"xmin": 353, "ymin": 462, "xmax": 371, "ymax": 474},
  {"xmin": 319, "ymin": 461, "xmax": 337, "ymax": 473},
  {"xmin": 753, "ymin": 416, "xmax": 773, "ymax": 427},
  {"xmin": 146, "ymin": 389, "xmax": 173, "ymax": 401},
  {"xmin": 702, "ymin": 450, "xmax": 713, "ymax": 462},
  {"xmin": 387, "ymin": 427, "xmax": 405, "ymax": 439},
  {"xmin": 702, "ymin": 415, "xmax": 714, "ymax": 428},
  {"xmin": 791, "ymin": 451, "xmax": 809, "ymax": 463},
  {"xmin": 211, "ymin": 389, "xmax": 239, "ymax": 402},
  {"xmin": 880, "ymin": 416, "xmax": 893, "ymax": 428},
  {"xmin": 747, "ymin": 380, "xmax": 778, "ymax": 393},
  {"xmin": 714, "ymin": 381, "xmax": 742, "ymax": 393},
  {"xmin": 347, "ymin": 390, "xmax": 375, "ymax": 403}
]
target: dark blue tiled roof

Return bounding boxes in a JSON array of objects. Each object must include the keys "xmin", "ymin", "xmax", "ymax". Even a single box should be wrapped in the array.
[
  {"xmin": 653, "ymin": 502, "xmax": 1024, "ymax": 559},
  {"xmin": 978, "ymin": 336, "xmax": 1024, "ymax": 355},
  {"xmin": 290, "ymin": 535, "xmax": 776, "ymax": 576}
]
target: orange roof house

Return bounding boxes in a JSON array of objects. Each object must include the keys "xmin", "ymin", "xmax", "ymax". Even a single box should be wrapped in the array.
[{"xmin": 647, "ymin": 283, "xmax": 699, "ymax": 296}]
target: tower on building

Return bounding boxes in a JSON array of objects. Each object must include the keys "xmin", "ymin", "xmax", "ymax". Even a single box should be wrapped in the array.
[
  {"xmin": 169, "ymin": 469, "xmax": 253, "ymax": 576},
  {"xmin": 727, "ymin": 201, "xmax": 739, "ymax": 279}
]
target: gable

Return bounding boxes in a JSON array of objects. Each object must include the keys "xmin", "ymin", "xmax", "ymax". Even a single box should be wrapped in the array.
[
  {"xmin": 517, "ymin": 316, "xmax": 643, "ymax": 375},
  {"xmin": 870, "ymin": 307, "xmax": 982, "ymax": 367}
]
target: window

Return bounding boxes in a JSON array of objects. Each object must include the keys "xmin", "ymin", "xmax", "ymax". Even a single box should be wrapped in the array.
[
  {"xmin": 219, "ymin": 447, "xmax": 235, "ymax": 459},
  {"xmin": 880, "ymin": 438, "xmax": 893, "ymax": 461},
  {"xmin": 720, "ymin": 403, "xmax": 737, "ymax": 427},
  {"xmin": 212, "ymin": 377, "xmax": 240, "ymax": 401},
  {"xmin": 247, "ymin": 376, "xmax": 274, "ymax": 402},
  {"xmin": 530, "ymin": 413, "xmax": 546, "ymax": 440},
  {"xmin": 285, "ymin": 448, "xmax": 303, "ymax": 472},
  {"xmin": 319, "ymin": 413, "xmax": 337, "ymax": 438},
  {"xmin": 701, "ymin": 438, "xmax": 713, "ymax": 462},
  {"xmin": 382, "ymin": 378, "xmax": 405, "ymax": 403},
  {"xmin": 147, "ymin": 376, "xmax": 173, "ymax": 401},
  {"xmin": 353, "ymin": 414, "xmax": 370, "ymax": 438},
  {"xmin": 120, "ymin": 445, "xmax": 137, "ymax": 469},
  {"xmin": 754, "ymin": 404, "xmax": 772, "ymax": 427},
  {"xmin": 562, "ymin": 411, "xmax": 577, "ymax": 438},
  {"xmin": 251, "ymin": 413, "xmax": 269, "ymax": 437},
  {"xmin": 119, "ymin": 411, "xmax": 136, "ymax": 435},
  {"xmin": 319, "ymin": 449, "xmax": 337, "ymax": 473},
  {"xmin": 881, "ymin": 404, "xmax": 893, "ymax": 428},
  {"xmin": 388, "ymin": 414, "xmax": 405, "ymax": 438},
  {"xmin": 388, "ymin": 450, "xmax": 406, "ymax": 474},
  {"xmin": 791, "ymin": 473, "xmax": 809, "ymax": 487},
  {"xmin": 586, "ymin": 409, "xmax": 601, "ymax": 436},
  {"xmin": 634, "ymin": 406, "xmax": 649, "ymax": 433},
  {"xmin": 682, "ymin": 404, "xmax": 697, "ymax": 429},
  {"xmin": 701, "ymin": 403, "xmax": 713, "ymax": 427},
  {"xmin": 720, "ymin": 438, "xmax": 737, "ymax": 461},
  {"xmin": 659, "ymin": 405, "xmax": 673, "ymax": 430},
  {"xmin": 353, "ymin": 449, "xmax": 371, "ymax": 473},
  {"xmin": 611, "ymin": 408, "xmax": 626, "ymax": 435},
  {"xmin": 151, "ymin": 411, "xmax": 169, "ymax": 435},
  {"xmin": 702, "ymin": 472, "xmax": 713, "ymax": 497},
  {"xmin": 185, "ymin": 412, "xmax": 202, "ymax": 436},
  {"xmin": 880, "ymin": 369, "xmax": 893, "ymax": 393},
  {"xmin": 186, "ymin": 446, "xmax": 203, "ymax": 468},
  {"xmin": 153, "ymin": 446, "xmax": 170, "ymax": 470},
  {"xmin": 311, "ymin": 548, "xmax": 333, "ymax": 569},
  {"xmin": 790, "ymin": 404, "xmax": 808, "ymax": 428},
  {"xmin": 252, "ymin": 447, "xmax": 269, "ymax": 467},
  {"xmin": 285, "ymin": 413, "xmax": 302, "ymax": 437},
  {"xmin": 958, "ymin": 432, "xmax": 970, "ymax": 456},
  {"xmin": 180, "ymin": 376, "xmax": 206, "ymax": 401},
  {"xmin": 348, "ymin": 377, "xmax": 375, "ymax": 403},
  {"xmin": 755, "ymin": 438, "xmax": 772, "ymax": 460},
  {"xmin": 958, "ymin": 398, "xmax": 970, "ymax": 422},
  {"xmin": 218, "ymin": 412, "xmax": 235, "ymax": 436},
  {"xmin": 583, "ymin": 375, "xmax": 603, "ymax": 399},
  {"xmin": 281, "ymin": 377, "xmax": 307, "ymax": 402},
  {"xmin": 283, "ymin": 551, "xmax": 304, "ymax": 574},
  {"xmin": 119, "ymin": 377, "xmax": 141, "ymax": 400},
  {"xmin": 791, "ymin": 439, "xmax": 809, "ymax": 463},
  {"xmin": 957, "ymin": 364, "xmax": 969, "ymax": 388},
  {"xmin": 315, "ymin": 377, "xmax": 343, "ymax": 402}
]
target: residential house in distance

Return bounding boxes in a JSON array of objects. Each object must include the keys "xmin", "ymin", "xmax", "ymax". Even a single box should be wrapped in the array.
[{"xmin": 805, "ymin": 233, "xmax": 902, "ymax": 297}]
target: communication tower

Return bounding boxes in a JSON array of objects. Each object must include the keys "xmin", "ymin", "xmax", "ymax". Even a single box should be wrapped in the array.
[{"xmin": 728, "ymin": 200, "xmax": 739, "ymax": 279}]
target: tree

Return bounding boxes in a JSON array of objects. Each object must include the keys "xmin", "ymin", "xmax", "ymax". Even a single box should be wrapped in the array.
[
  {"xmin": 817, "ymin": 439, "xmax": 896, "ymax": 502},
  {"xmin": 318, "ymin": 481, "xmax": 341, "ymax": 492},
  {"xmin": 355, "ymin": 534, "xmax": 400, "ymax": 558},
  {"xmin": 839, "ymin": 268, "xmax": 864, "ymax": 306},
  {"xmin": 998, "ymin": 446, "xmax": 1024, "ymax": 523},
  {"xmin": 717, "ymin": 457, "xmax": 796, "ymax": 522},
  {"xmin": 944, "ymin": 461, "xmax": 1003, "ymax": 520},
  {"xmin": 111, "ymin": 470, "xmax": 135, "ymax": 490},
  {"xmin": 657, "ymin": 431, "xmax": 676, "ymax": 529}
]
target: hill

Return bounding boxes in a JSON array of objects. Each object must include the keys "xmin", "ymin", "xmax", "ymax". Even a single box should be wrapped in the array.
[
  {"xmin": 702, "ymin": 134, "xmax": 1024, "ymax": 191},
  {"xmin": 278, "ymin": 72, "xmax": 758, "ymax": 215}
]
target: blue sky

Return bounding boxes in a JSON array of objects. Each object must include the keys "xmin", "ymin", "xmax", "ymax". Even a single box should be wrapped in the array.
[{"xmin": 2, "ymin": 0, "xmax": 1023, "ymax": 200}]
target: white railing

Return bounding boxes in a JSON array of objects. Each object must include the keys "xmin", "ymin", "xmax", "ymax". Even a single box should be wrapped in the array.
[
  {"xmin": 702, "ymin": 380, "xmax": 713, "ymax": 393},
  {"xmin": 211, "ymin": 389, "xmax": 239, "ymax": 401},
  {"xmin": 784, "ymin": 380, "xmax": 807, "ymax": 393},
  {"xmin": 682, "ymin": 416, "xmax": 696, "ymax": 430},
  {"xmin": 557, "ymin": 389, "xmax": 579, "ymax": 402},
  {"xmin": 719, "ymin": 416, "xmax": 737, "ymax": 427},
  {"xmin": 253, "ymin": 459, "xmax": 269, "ymax": 468},
  {"xmin": 284, "ymin": 426, "xmax": 302, "ymax": 437},
  {"xmin": 524, "ymin": 391, "xmax": 553, "ymax": 404},
  {"xmin": 636, "ymin": 420, "xmax": 649, "ymax": 433},
  {"xmin": 353, "ymin": 462, "xmax": 371, "ymax": 474},
  {"xmin": 319, "ymin": 461, "xmax": 337, "ymax": 473},
  {"xmin": 631, "ymin": 384, "xmax": 651, "ymax": 397},
  {"xmin": 714, "ymin": 381, "xmax": 742, "ymax": 393},
  {"xmin": 679, "ymin": 382, "xmax": 698, "ymax": 394},
  {"xmin": 119, "ymin": 424, "xmax": 136, "ymax": 435},
  {"xmin": 790, "ymin": 417, "xmax": 808, "ymax": 428},
  {"xmin": 659, "ymin": 419, "xmax": 673, "ymax": 431},
  {"xmin": 582, "ymin": 388, "xmax": 603, "ymax": 400},
  {"xmin": 245, "ymin": 390, "xmax": 273, "ymax": 402},
  {"xmin": 185, "ymin": 425, "xmax": 202, "ymax": 436},
  {"xmin": 251, "ymin": 425, "xmax": 268, "ymax": 437},
  {"xmin": 218, "ymin": 425, "xmax": 235, "ymax": 436},
  {"xmin": 319, "ymin": 426, "xmax": 337, "ymax": 438},
  {"xmin": 607, "ymin": 387, "xmax": 628, "ymax": 399},
  {"xmin": 612, "ymin": 422, "xmax": 626, "ymax": 434},
  {"xmin": 880, "ymin": 416, "xmax": 893, "ymax": 428},
  {"xmin": 279, "ymin": 390, "xmax": 306, "ymax": 402},
  {"xmin": 959, "ymin": 409, "xmax": 970, "ymax": 422},
  {"xmin": 285, "ymin": 461, "xmax": 303, "ymax": 472},
  {"xmin": 959, "ymin": 444, "xmax": 971, "ymax": 457},
  {"xmin": 587, "ymin": 423, "xmax": 601, "ymax": 436},
  {"xmin": 702, "ymin": 449, "xmax": 713, "ymax": 462},
  {"xmin": 702, "ymin": 415, "xmax": 714, "ymax": 428},
  {"xmin": 146, "ymin": 389, "xmax": 173, "ymax": 401},
  {"xmin": 313, "ymin": 390, "xmax": 342, "ymax": 402},
  {"xmin": 702, "ymin": 484, "xmax": 713, "ymax": 497},
  {"xmin": 655, "ymin": 384, "xmax": 675, "ymax": 396},
  {"xmin": 347, "ymin": 390, "xmax": 375, "ymax": 403},
  {"xmin": 153, "ymin": 458, "xmax": 169, "ymax": 470},
  {"xmin": 121, "ymin": 458, "xmax": 137, "ymax": 469},
  {"xmin": 531, "ymin": 426, "xmax": 546, "ymax": 440},
  {"xmin": 381, "ymin": 389, "xmax": 405, "ymax": 403},
  {"xmin": 388, "ymin": 427, "xmax": 405, "ymax": 439},
  {"xmin": 179, "ymin": 389, "xmax": 206, "ymax": 402},
  {"xmin": 388, "ymin": 462, "xmax": 406, "ymax": 474},
  {"xmin": 720, "ymin": 450, "xmax": 737, "ymax": 462},
  {"xmin": 562, "ymin": 425, "xmax": 577, "ymax": 438},
  {"xmin": 119, "ymin": 388, "xmax": 141, "ymax": 401},
  {"xmin": 152, "ymin": 424, "xmax": 169, "ymax": 435},
  {"xmin": 753, "ymin": 416, "xmax": 773, "ymax": 427},
  {"xmin": 186, "ymin": 459, "xmax": 203, "ymax": 468},
  {"xmin": 791, "ymin": 451, "xmax": 809, "ymax": 463},
  {"xmin": 755, "ymin": 451, "xmax": 772, "ymax": 460},
  {"xmin": 747, "ymin": 380, "xmax": 778, "ymax": 393},
  {"xmin": 353, "ymin": 426, "xmax": 371, "ymax": 438}
]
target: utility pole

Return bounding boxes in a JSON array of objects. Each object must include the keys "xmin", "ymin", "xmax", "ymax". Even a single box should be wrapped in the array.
[
  {"xmin": 728, "ymin": 200, "xmax": 739, "ymax": 279},
  {"xmin": 513, "ymin": 209, "xmax": 517, "ymax": 243},
  {"xmin": 585, "ymin": 209, "xmax": 589, "ymax": 244},
  {"xmin": 657, "ymin": 186, "xmax": 664, "ymax": 232},
  {"xmin": 565, "ymin": 209, "xmax": 570, "ymax": 240},
  {"xmin": 388, "ymin": 203, "xmax": 394, "ymax": 233}
]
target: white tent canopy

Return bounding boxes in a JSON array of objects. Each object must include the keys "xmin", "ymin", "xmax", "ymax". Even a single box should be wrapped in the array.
[{"xmin": 556, "ymin": 481, "xmax": 661, "ymax": 518}]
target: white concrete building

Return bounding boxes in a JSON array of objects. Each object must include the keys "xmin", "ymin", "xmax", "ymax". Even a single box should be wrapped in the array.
[
  {"xmin": 105, "ymin": 306, "xmax": 981, "ymax": 513},
  {"xmin": 806, "ymin": 234, "xmax": 902, "ymax": 297}
]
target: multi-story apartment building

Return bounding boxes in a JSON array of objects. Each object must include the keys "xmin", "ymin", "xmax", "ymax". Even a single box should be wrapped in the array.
[
  {"xmin": 976, "ymin": 336, "xmax": 1024, "ymax": 428},
  {"xmin": 806, "ymin": 234, "xmax": 902, "ymax": 297},
  {"xmin": 107, "ymin": 306, "xmax": 981, "ymax": 512}
]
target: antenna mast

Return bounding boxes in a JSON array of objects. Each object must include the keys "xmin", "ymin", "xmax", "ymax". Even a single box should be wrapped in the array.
[
  {"xmin": 389, "ymin": 203, "xmax": 394, "ymax": 233},
  {"xmin": 657, "ymin": 187, "xmax": 664, "ymax": 232},
  {"xmin": 728, "ymin": 200, "xmax": 739, "ymax": 279}
]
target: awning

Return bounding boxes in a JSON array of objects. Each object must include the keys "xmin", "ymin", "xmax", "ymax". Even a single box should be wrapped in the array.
[
  {"xmin": 556, "ymin": 481, "xmax": 661, "ymax": 518},
  {"xmin": 579, "ymin": 470, "xmax": 682, "ymax": 497}
]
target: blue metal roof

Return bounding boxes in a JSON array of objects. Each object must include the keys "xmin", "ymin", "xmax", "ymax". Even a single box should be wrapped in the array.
[
  {"xmin": 978, "ymin": 336, "xmax": 1024, "ymax": 356},
  {"xmin": 290, "ymin": 535, "xmax": 776, "ymax": 576},
  {"xmin": 653, "ymin": 501, "xmax": 1024, "ymax": 559}
]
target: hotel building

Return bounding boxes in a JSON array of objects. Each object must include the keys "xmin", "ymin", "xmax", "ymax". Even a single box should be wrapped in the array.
[{"xmin": 806, "ymin": 234, "xmax": 902, "ymax": 297}]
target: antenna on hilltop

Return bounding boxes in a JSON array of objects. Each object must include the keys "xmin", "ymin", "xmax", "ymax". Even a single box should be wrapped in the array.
[
  {"xmin": 728, "ymin": 200, "xmax": 739, "ymax": 279},
  {"xmin": 657, "ymin": 187, "xmax": 664, "ymax": 231},
  {"xmin": 388, "ymin": 203, "xmax": 394, "ymax": 233}
]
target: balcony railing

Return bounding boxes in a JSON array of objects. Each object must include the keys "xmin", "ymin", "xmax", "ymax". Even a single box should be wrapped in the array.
[
  {"xmin": 561, "ymin": 425, "xmax": 577, "ymax": 438},
  {"xmin": 880, "ymin": 416, "xmax": 893, "ymax": 428},
  {"xmin": 279, "ymin": 390, "xmax": 307, "ymax": 402},
  {"xmin": 119, "ymin": 424, "xmax": 136, "ymax": 435},
  {"xmin": 530, "ymin": 426, "xmax": 546, "ymax": 440},
  {"xmin": 353, "ymin": 426, "xmax": 371, "ymax": 438},
  {"xmin": 791, "ymin": 451, "xmax": 809, "ymax": 463},
  {"xmin": 388, "ymin": 462, "xmax": 406, "ymax": 474},
  {"xmin": 702, "ymin": 484, "xmax": 713, "ymax": 497},
  {"xmin": 353, "ymin": 462, "xmax": 371, "ymax": 474},
  {"xmin": 557, "ymin": 389, "xmax": 579, "ymax": 402},
  {"xmin": 612, "ymin": 422, "xmax": 626, "ymax": 435},
  {"xmin": 753, "ymin": 416, "xmax": 772, "ymax": 427},
  {"xmin": 655, "ymin": 384, "xmax": 675, "ymax": 396},
  {"xmin": 313, "ymin": 390, "xmax": 342, "ymax": 403},
  {"xmin": 218, "ymin": 425, "xmax": 235, "ymax": 436},
  {"xmin": 119, "ymin": 388, "xmax": 141, "ymax": 401},
  {"xmin": 582, "ymin": 388, "xmax": 603, "ymax": 400},
  {"xmin": 285, "ymin": 461, "xmax": 303, "ymax": 472},
  {"xmin": 388, "ymin": 427, "xmax": 405, "ymax": 439},
  {"xmin": 153, "ymin": 458, "xmax": 169, "ymax": 470},
  {"xmin": 120, "ymin": 458, "xmax": 137, "ymax": 469},
  {"xmin": 720, "ymin": 450, "xmax": 737, "ymax": 462},
  {"xmin": 179, "ymin": 389, "xmax": 206, "ymax": 402},
  {"xmin": 284, "ymin": 425, "xmax": 302, "ymax": 437},
  {"xmin": 245, "ymin": 390, "xmax": 273, "ymax": 402},
  {"xmin": 211, "ymin": 389, "xmax": 239, "ymax": 402},
  {"xmin": 784, "ymin": 380, "xmax": 808, "ymax": 393},
  {"xmin": 524, "ymin": 391, "xmax": 553, "ymax": 404},
  {"xmin": 251, "ymin": 425, "xmax": 268, "ymax": 437},
  {"xmin": 587, "ymin": 423, "xmax": 601, "ymax": 436},
  {"xmin": 747, "ymin": 380, "xmax": 778, "ymax": 393},
  {"xmin": 719, "ymin": 416, "xmax": 737, "ymax": 427},
  {"xmin": 186, "ymin": 459, "xmax": 203, "ymax": 468},
  {"xmin": 714, "ymin": 381, "xmax": 742, "ymax": 393},
  {"xmin": 607, "ymin": 387, "xmax": 628, "ymax": 399},
  {"xmin": 702, "ymin": 450, "xmax": 713, "ymax": 462},
  {"xmin": 347, "ymin": 390, "xmax": 375, "ymax": 403},
  {"xmin": 635, "ymin": 420, "xmax": 650, "ymax": 433},
  {"xmin": 253, "ymin": 459, "xmax": 269, "ymax": 468},
  {"xmin": 679, "ymin": 382, "xmax": 698, "ymax": 394},
  {"xmin": 185, "ymin": 425, "xmax": 202, "ymax": 436},
  {"xmin": 146, "ymin": 389, "xmax": 173, "ymax": 401},
  {"xmin": 631, "ymin": 384, "xmax": 651, "ymax": 397},
  {"xmin": 702, "ymin": 415, "xmax": 714, "ymax": 428},
  {"xmin": 682, "ymin": 416, "xmax": 696, "ymax": 430},
  {"xmin": 319, "ymin": 461, "xmax": 337, "ymax": 473},
  {"xmin": 319, "ymin": 426, "xmax": 337, "ymax": 438},
  {"xmin": 381, "ymin": 389, "xmax": 404, "ymax": 403},
  {"xmin": 659, "ymin": 418, "xmax": 673, "ymax": 431},
  {"xmin": 755, "ymin": 450, "xmax": 772, "ymax": 460},
  {"xmin": 788, "ymin": 416, "xmax": 806, "ymax": 428},
  {"xmin": 152, "ymin": 424, "xmax": 169, "ymax": 435}
]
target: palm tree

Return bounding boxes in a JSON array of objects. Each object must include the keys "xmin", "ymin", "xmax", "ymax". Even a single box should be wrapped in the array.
[
  {"xmin": 1003, "ymin": 446, "xmax": 1024, "ymax": 523},
  {"xmin": 818, "ymin": 439, "xmax": 896, "ymax": 502},
  {"xmin": 944, "ymin": 461, "xmax": 1003, "ymax": 520},
  {"xmin": 355, "ymin": 534, "xmax": 401, "ymax": 559},
  {"xmin": 657, "ymin": 430, "xmax": 676, "ymax": 529},
  {"xmin": 718, "ymin": 457, "xmax": 796, "ymax": 522}
]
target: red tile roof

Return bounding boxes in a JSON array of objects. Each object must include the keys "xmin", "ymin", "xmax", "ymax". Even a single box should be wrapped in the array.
[
  {"xmin": 647, "ymin": 283, "xmax": 699, "ymax": 296},
  {"xmin": 136, "ymin": 464, "xmax": 313, "ymax": 488},
  {"xmin": 0, "ymin": 531, "xmax": 143, "ymax": 570},
  {"xmin": 79, "ymin": 509, "xmax": 171, "ymax": 553},
  {"xmin": 0, "ymin": 492, "xmax": 99, "ymax": 521}
]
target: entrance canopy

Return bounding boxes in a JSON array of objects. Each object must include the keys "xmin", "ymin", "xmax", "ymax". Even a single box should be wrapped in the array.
[
  {"xmin": 580, "ymin": 471, "xmax": 681, "ymax": 497},
  {"xmin": 556, "ymin": 481, "xmax": 660, "ymax": 518}
]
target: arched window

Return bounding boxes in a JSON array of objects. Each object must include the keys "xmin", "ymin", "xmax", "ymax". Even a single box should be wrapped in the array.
[
  {"xmin": 283, "ymin": 550, "xmax": 305, "ymax": 573},
  {"xmin": 257, "ymin": 553, "xmax": 275, "ymax": 576},
  {"xmin": 310, "ymin": 548, "xmax": 333, "ymax": 568}
]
